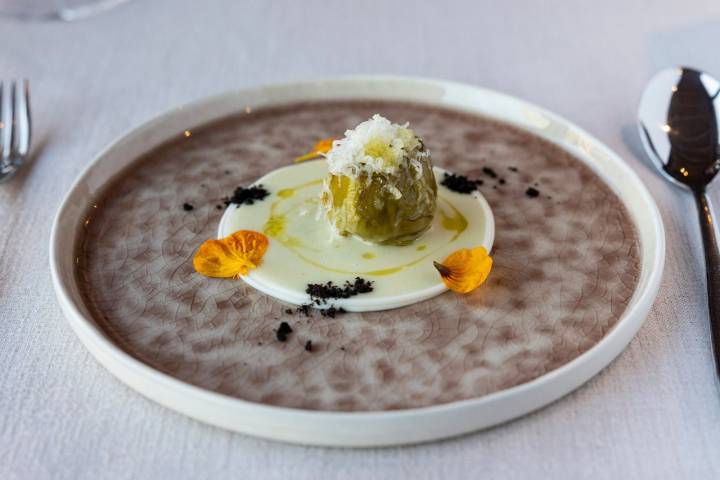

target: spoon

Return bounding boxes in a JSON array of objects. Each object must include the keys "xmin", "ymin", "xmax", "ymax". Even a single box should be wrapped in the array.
[{"xmin": 638, "ymin": 66, "xmax": 720, "ymax": 378}]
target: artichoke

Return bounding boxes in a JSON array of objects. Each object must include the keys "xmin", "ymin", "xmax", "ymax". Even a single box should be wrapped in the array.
[{"xmin": 321, "ymin": 115, "xmax": 437, "ymax": 246}]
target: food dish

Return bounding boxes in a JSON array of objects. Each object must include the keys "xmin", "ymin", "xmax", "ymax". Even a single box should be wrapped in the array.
[{"xmin": 50, "ymin": 77, "xmax": 664, "ymax": 446}]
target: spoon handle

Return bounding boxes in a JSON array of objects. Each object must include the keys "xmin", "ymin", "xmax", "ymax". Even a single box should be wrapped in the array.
[{"xmin": 694, "ymin": 190, "xmax": 720, "ymax": 377}]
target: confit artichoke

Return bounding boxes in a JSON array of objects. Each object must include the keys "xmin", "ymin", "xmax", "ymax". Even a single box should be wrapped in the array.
[{"xmin": 321, "ymin": 115, "xmax": 437, "ymax": 246}]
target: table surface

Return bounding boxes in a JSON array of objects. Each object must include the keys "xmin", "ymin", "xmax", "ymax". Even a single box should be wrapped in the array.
[{"xmin": 3, "ymin": 0, "xmax": 720, "ymax": 478}]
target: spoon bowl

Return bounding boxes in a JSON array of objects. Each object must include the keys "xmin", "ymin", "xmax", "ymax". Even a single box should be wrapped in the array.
[{"xmin": 639, "ymin": 67, "xmax": 720, "ymax": 191}]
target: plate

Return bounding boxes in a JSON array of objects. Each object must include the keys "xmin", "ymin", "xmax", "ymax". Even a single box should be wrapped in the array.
[
  {"xmin": 218, "ymin": 161, "xmax": 495, "ymax": 311},
  {"xmin": 50, "ymin": 77, "xmax": 664, "ymax": 447}
]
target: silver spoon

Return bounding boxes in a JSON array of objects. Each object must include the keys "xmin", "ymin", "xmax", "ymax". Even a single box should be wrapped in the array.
[{"xmin": 639, "ymin": 66, "xmax": 720, "ymax": 377}]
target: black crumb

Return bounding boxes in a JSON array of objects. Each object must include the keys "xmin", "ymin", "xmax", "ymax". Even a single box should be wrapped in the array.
[
  {"xmin": 546, "ymin": 195, "xmax": 552, "ymax": 200},
  {"xmin": 216, "ymin": 205, "xmax": 223, "ymax": 210},
  {"xmin": 276, "ymin": 321, "xmax": 293, "ymax": 342},
  {"xmin": 285, "ymin": 308, "xmax": 293, "ymax": 315},
  {"xmin": 223, "ymin": 184, "xmax": 270, "ymax": 206},
  {"xmin": 440, "ymin": 173, "xmax": 482, "ymax": 194},
  {"xmin": 340, "ymin": 347, "xmax": 346, "ymax": 351},
  {"xmin": 499, "ymin": 178, "xmax": 506, "ymax": 185},
  {"xmin": 297, "ymin": 304, "xmax": 313, "ymax": 317},
  {"xmin": 200, "ymin": 183, "xmax": 206, "ymax": 188},
  {"xmin": 482, "ymin": 166, "xmax": 498, "ymax": 178},
  {"xmin": 320, "ymin": 305, "xmax": 346, "ymax": 318},
  {"xmin": 182, "ymin": 202, "xmax": 194, "ymax": 211},
  {"xmin": 224, "ymin": 170, "xmax": 231, "ymax": 175},
  {"xmin": 492, "ymin": 185, "xmax": 497, "ymax": 190},
  {"xmin": 305, "ymin": 340, "xmax": 313, "ymax": 352},
  {"xmin": 508, "ymin": 166, "xmax": 518, "ymax": 172},
  {"xmin": 306, "ymin": 277, "xmax": 374, "ymax": 305},
  {"xmin": 257, "ymin": 342, "xmax": 262, "ymax": 346},
  {"xmin": 525, "ymin": 187, "xmax": 540, "ymax": 198}
]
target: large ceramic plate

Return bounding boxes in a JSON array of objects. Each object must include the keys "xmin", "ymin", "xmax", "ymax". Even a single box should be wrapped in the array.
[{"xmin": 50, "ymin": 77, "xmax": 664, "ymax": 447}]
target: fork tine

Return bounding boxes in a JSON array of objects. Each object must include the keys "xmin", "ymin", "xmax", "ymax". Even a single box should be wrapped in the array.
[
  {"xmin": 8, "ymin": 80, "xmax": 16, "ymax": 161},
  {"xmin": 0, "ymin": 81, "xmax": 5, "ymax": 160},
  {"xmin": 14, "ymin": 79, "xmax": 31, "ymax": 157}
]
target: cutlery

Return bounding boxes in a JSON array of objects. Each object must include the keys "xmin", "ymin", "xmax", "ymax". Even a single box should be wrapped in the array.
[
  {"xmin": 639, "ymin": 67, "xmax": 720, "ymax": 378},
  {"xmin": 0, "ymin": 79, "xmax": 31, "ymax": 183}
]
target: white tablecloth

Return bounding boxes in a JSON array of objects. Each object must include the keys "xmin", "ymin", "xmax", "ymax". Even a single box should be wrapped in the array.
[{"xmin": 3, "ymin": 0, "xmax": 720, "ymax": 477}]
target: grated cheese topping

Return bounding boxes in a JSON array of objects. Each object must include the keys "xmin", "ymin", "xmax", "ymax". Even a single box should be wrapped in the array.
[{"xmin": 325, "ymin": 114, "xmax": 428, "ymax": 178}]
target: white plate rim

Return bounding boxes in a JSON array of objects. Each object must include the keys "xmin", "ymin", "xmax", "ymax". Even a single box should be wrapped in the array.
[{"xmin": 49, "ymin": 75, "xmax": 665, "ymax": 447}]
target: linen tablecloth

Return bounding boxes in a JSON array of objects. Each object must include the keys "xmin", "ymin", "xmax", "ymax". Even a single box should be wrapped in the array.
[{"xmin": 2, "ymin": 0, "xmax": 720, "ymax": 477}]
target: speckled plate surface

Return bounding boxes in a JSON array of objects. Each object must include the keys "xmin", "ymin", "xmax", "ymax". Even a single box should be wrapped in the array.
[{"xmin": 50, "ymin": 77, "xmax": 664, "ymax": 447}]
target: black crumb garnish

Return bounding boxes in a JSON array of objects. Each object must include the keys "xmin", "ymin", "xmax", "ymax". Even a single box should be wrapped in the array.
[
  {"xmin": 297, "ymin": 304, "xmax": 313, "ymax": 317},
  {"xmin": 223, "ymin": 184, "xmax": 270, "ymax": 206},
  {"xmin": 320, "ymin": 305, "xmax": 346, "ymax": 318},
  {"xmin": 216, "ymin": 205, "xmax": 223, "ymax": 210},
  {"xmin": 285, "ymin": 308, "xmax": 293, "ymax": 315},
  {"xmin": 257, "ymin": 342, "xmax": 262, "ymax": 346},
  {"xmin": 440, "ymin": 173, "xmax": 481, "ymax": 194},
  {"xmin": 340, "ymin": 346, "xmax": 346, "ymax": 351},
  {"xmin": 276, "ymin": 321, "xmax": 293, "ymax": 342},
  {"xmin": 182, "ymin": 202, "xmax": 194, "ymax": 211},
  {"xmin": 508, "ymin": 166, "xmax": 518, "ymax": 172},
  {"xmin": 305, "ymin": 277, "xmax": 374, "ymax": 305},
  {"xmin": 224, "ymin": 170, "xmax": 231, "ymax": 175},
  {"xmin": 305, "ymin": 340, "xmax": 313, "ymax": 352},
  {"xmin": 482, "ymin": 167, "xmax": 498, "ymax": 178},
  {"xmin": 525, "ymin": 187, "xmax": 540, "ymax": 198},
  {"xmin": 499, "ymin": 178, "xmax": 506, "ymax": 185}
]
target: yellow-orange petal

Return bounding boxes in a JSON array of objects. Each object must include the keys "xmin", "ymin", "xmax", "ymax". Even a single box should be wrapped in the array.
[
  {"xmin": 294, "ymin": 137, "xmax": 335, "ymax": 163},
  {"xmin": 433, "ymin": 246, "xmax": 493, "ymax": 293},
  {"xmin": 193, "ymin": 230, "xmax": 269, "ymax": 279}
]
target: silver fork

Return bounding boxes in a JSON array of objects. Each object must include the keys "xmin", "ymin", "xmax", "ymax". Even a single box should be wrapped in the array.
[{"xmin": 0, "ymin": 80, "xmax": 31, "ymax": 183}]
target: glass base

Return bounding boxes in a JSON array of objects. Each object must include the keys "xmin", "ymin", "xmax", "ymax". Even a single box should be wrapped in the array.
[{"xmin": 0, "ymin": 0, "xmax": 131, "ymax": 21}]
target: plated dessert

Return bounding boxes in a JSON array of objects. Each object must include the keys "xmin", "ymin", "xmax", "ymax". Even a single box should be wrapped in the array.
[{"xmin": 203, "ymin": 114, "xmax": 494, "ymax": 311}]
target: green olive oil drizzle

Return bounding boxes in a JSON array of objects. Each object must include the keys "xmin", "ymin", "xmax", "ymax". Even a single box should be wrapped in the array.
[{"xmin": 262, "ymin": 176, "xmax": 469, "ymax": 277}]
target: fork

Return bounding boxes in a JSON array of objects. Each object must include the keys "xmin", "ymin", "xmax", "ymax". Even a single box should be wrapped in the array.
[{"xmin": 0, "ymin": 80, "xmax": 31, "ymax": 183}]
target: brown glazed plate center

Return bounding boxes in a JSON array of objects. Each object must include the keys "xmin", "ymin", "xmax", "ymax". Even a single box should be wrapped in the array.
[{"xmin": 73, "ymin": 99, "xmax": 641, "ymax": 413}]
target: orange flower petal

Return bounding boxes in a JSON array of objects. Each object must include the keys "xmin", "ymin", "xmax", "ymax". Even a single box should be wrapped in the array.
[
  {"xmin": 294, "ymin": 137, "xmax": 335, "ymax": 163},
  {"xmin": 193, "ymin": 230, "xmax": 269, "ymax": 279},
  {"xmin": 434, "ymin": 246, "xmax": 493, "ymax": 293}
]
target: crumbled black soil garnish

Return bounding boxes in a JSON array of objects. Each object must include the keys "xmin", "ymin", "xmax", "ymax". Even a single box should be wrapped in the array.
[
  {"xmin": 305, "ymin": 340, "xmax": 313, "ymax": 352},
  {"xmin": 216, "ymin": 205, "xmax": 223, "ymax": 210},
  {"xmin": 440, "ymin": 173, "xmax": 482, "ymax": 194},
  {"xmin": 508, "ymin": 166, "xmax": 518, "ymax": 172},
  {"xmin": 499, "ymin": 178, "xmax": 506, "ymax": 185},
  {"xmin": 320, "ymin": 305, "xmax": 346, "ymax": 318},
  {"xmin": 276, "ymin": 321, "xmax": 293, "ymax": 342},
  {"xmin": 223, "ymin": 184, "xmax": 270, "ymax": 206},
  {"xmin": 340, "ymin": 346, "xmax": 346, "ymax": 351},
  {"xmin": 482, "ymin": 167, "xmax": 498, "ymax": 178},
  {"xmin": 525, "ymin": 187, "xmax": 540, "ymax": 198},
  {"xmin": 224, "ymin": 170, "xmax": 231, "ymax": 175},
  {"xmin": 305, "ymin": 277, "xmax": 373, "ymax": 305},
  {"xmin": 297, "ymin": 304, "xmax": 313, "ymax": 316},
  {"xmin": 285, "ymin": 308, "xmax": 293, "ymax": 315},
  {"xmin": 182, "ymin": 202, "xmax": 194, "ymax": 211}
]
